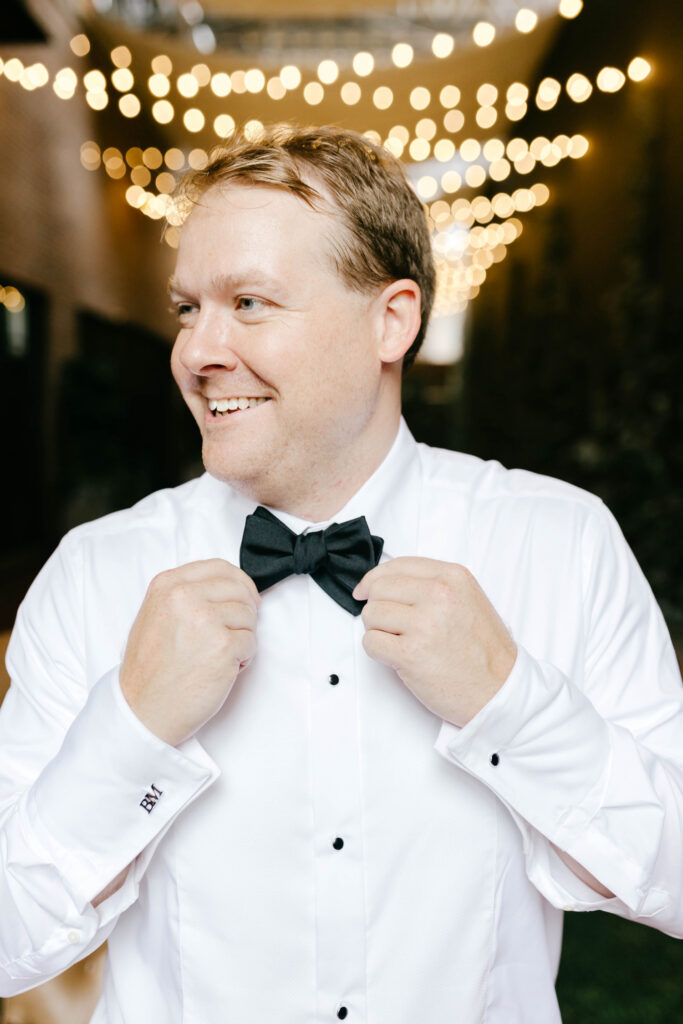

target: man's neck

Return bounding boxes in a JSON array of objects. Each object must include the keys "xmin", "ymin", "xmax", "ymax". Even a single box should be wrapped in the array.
[{"xmin": 255, "ymin": 415, "xmax": 402, "ymax": 524}]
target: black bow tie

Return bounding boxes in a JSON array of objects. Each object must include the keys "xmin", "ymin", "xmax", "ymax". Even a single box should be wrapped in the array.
[{"xmin": 239, "ymin": 505, "xmax": 384, "ymax": 616}]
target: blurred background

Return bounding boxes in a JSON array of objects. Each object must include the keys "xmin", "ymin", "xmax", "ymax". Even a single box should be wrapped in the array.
[{"xmin": 0, "ymin": 0, "xmax": 681, "ymax": 1021}]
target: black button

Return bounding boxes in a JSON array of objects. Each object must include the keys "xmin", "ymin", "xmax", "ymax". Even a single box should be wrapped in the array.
[
  {"xmin": 332, "ymin": 837, "xmax": 344, "ymax": 850},
  {"xmin": 329, "ymin": 674, "xmax": 340, "ymax": 685},
  {"xmin": 337, "ymin": 1008, "xmax": 348, "ymax": 1020},
  {"xmin": 490, "ymin": 753, "xmax": 500, "ymax": 766}
]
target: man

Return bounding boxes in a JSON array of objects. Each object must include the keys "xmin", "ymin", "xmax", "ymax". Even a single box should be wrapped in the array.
[{"xmin": 0, "ymin": 123, "xmax": 681, "ymax": 1023}]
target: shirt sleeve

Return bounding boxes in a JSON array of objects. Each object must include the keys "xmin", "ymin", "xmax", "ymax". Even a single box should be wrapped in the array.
[
  {"xmin": 434, "ymin": 500, "xmax": 683, "ymax": 937},
  {"xmin": 0, "ymin": 533, "xmax": 220, "ymax": 997}
]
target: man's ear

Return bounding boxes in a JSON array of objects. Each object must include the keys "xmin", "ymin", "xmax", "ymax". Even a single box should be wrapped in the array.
[{"xmin": 375, "ymin": 279, "xmax": 422, "ymax": 365}]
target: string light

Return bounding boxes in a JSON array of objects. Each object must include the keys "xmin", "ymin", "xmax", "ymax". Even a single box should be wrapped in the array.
[
  {"xmin": 0, "ymin": 285, "xmax": 26, "ymax": 313},
  {"xmin": 9, "ymin": 7, "xmax": 639, "ymax": 308}
]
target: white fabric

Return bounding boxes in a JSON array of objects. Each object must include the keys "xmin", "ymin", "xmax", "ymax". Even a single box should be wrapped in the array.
[{"xmin": 0, "ymin": 417, "xmax": 681, "ymax": 1023}]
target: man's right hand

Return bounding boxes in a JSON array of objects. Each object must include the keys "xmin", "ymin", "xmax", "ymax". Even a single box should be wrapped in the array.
[{"xmin": 119, "ymin": 559, "xmax": 260, "ymax": 747}]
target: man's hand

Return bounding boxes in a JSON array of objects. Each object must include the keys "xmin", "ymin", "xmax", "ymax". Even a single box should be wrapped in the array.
[
  {"xmin": 353, "ymin": 558, "xmax": 517, "ymax": 728},
  {"xmin": 120, "ymin": 559, "xmax": 260, "ymax": 747}
]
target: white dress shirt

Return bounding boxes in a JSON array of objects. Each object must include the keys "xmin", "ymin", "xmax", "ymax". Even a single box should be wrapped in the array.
[{"xmin": 1, "ymin": 418, "xmax": 682, "ymax": 1023}]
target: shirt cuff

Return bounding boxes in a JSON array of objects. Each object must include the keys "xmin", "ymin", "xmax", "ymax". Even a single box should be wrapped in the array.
[
  {"xmin": 434, "ymin": 644, "xmax": 618, "ymax": 902},
  {"xmin": 23, "ymin": 666, "xmax": 220, "ymax": 909}
]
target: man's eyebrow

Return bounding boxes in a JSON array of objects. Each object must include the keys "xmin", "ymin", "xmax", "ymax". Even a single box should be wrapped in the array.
[{"xmin": 167, "ymin": 271, "xmax": 283, "ymax": 297}]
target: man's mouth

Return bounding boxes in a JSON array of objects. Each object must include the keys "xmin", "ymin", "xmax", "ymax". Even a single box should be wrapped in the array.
[{"xmin": 207, "ymin": 397, "xmax": 271, "ymax": 417}]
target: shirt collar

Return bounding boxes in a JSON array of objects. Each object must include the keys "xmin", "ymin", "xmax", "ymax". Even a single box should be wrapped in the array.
[{"xmin": 258, "ymin": 416, "xmax": 422, "ymax": 562}]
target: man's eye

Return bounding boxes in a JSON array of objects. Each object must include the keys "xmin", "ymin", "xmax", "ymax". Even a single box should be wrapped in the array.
[
  {"xmin": 237, "ymin": 296, "xmax": 264, "ymax": 312},
  {"xmin": 171, "ymin": 302, "xmax": 196, "ymax": 319}
]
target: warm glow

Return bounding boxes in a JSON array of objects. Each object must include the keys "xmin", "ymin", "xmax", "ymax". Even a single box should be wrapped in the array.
[
  {"xmin": 409, "ymin": 138, "xmax": 430, "ymax": 161},
  {"xmin": 280, "ymin": 65, "xmax": 302, "ymax": 90},
  {"xmin": 151, "ymin": 55, "xmax": 173, "ymax": 76},
  {"xmin": 341, "ymin": 81, "xmax": 361, "ymax": 105},
  {"xmin": 416, "ymin": 118, "xmax": 437, "ymax": 140},
  {"xmin": 126, "ymin": 147, "xmax": 143, "ymax": 167},
  {"xmin": 83, "ymin": 69, "xmax": 106, "ymax": 93},
  {"xmin": 152, "ymin": 100, "xmax": 174, "ymax": 124},
  {"xmin": 432, "ymin": 33, "xmax": 455, "ymax": 58},
  {"xmin": 465, "ymin": 165, "xmax": 486, "ymax": 188},
  {"xmin": 3, "ymin": 59, "xmax": 23, "ymax": 83},
  {"xmin": 597, "ymin": 67, "xmax": 626, "ymax": 92},
  {"xmin": 165, "ymin": 148, "xmax": 185, "ymax": 170},
  {"xmin": 188, "ymin": 149, "xmax": 209, "ymax": 170},
  {"xmin": 177, "ymin": 73, "xmax": 199, "ymax": 98},
  {"xmin": 389, "ymin": 125, "xmax": 410, "ymax": 144},
  {"xmin": 459, "ymin": 138, "xmax": 481, "ymax": 161},
  {"xmin": 119, "ymin": 94, "xmax": 141, "ymax": 118},
  {"xmin": 143, "ymin": 147, "xmax": 163, "ymax": 169},
  {"xmin": 441, "ymin": 171, "xmax": 462, "ymax": 193},
  {"xmin": 183, "ymin": 108, "xmax": 205, "ymax": 132},
  {"xmin": 111, "ymin": 46, "xmax": 132, "ymax": 69},
  {"xmin": 483, "ymin": 138, "xmax": 505, "ymax": 161},
  {"xmin": 443, "ymin": 109, "xmax": 465, "ymax": 133},
  {"xmin": 440, "ymin": 85, "xmax": 460, "ymax": 108},
  {"xmin": 267, "ymin": 77, "xmax": 286, "ymax": 100},
  {"xmin": 410, "ymin": 86, "xmax": 431, "ymax": 110},
  {"xmin": 245, "ymin": 68, "xmax": 266, "ymax": 93},
  {"xmin": 476, "ymin": 106, "xmax": 497, "ymax": 128},
  {"xmin": 244, "ymin": 119, "xmax": 264, "ymax": 141},
  {"xmin": 492, "ymin": 193, "xmax": 514, "ymax": 218},
  {"xmin": 530, "ymin": 182, "xmax": 550, "ymax": 205},
  {"xmin": 79, "ymin": 141, "xmax": 101, "ymax": 171},
  {"xmin": 373, "ymin": 86, "xmax": 393, "ymax": 110},
  {"xmin": 434, "ymin": 138, "xmax": 456, "ymax": 162},
  {"xmin": 566, "ymin": 72, "xmax": 592, "ymax": 102},
  {"xmin": 536, "ymin": 77, "xmax": 561, "ymax": 108},
  {"xmin": 156, "ymin": 172, "xmax": 176, "ymax": 195},
  {"xmin": 392, "ymin": 43, "xmax": 414, "ymax": 68},
  {"xmin": 416, "ymin": 176, "xmax": 438, "ymax": 200},
  {"xmin": 514, "ymin": 152, "xmax": 536, "ymax": 174},
  {"xmin": 515, "ymin": 8, "xmax": 538, "ymax": 32},
  {"xmin": 477, "ymin": 83, "xmax": 498, "ymax": 106},
  {"xmin": 506, "ymin": 102, "xmax": 527, "ymax": 121},
  {"xmin": 473, "ymin": 22, "xmax": 495, "ymax": 46},
  {"xmin": 627, "ymin": 57, "xmax": 651, "ymax": 82},
  {"xmin": 70, "ymin": 35, "xmax": 90, "ymax": 57},
  {"xmin": 530, "ymin": 136, "xmax": 551, "ymax": 159},
  {"xmin": 148, "ymin": 73, "xmax": 170, "ymax": 97},
  {"xmin": 85, "ymin": 91, "xmax": 108, "ymax": 110},
  {"xmin": 569, "ymin": 134, "xmax": 589, "ymax": 158},
  {"xmin": 489, "ymin": 158, "xmax": 511, "ymax": 181},
  {"xmin": 317, "ymin": 59, "xmax": 339, "ymax": 84},
  {"xmin": 112, "ymin": 68, "xmax": 134, "ymax": 92},
  {"xmin": 304, "ymin": 82, "xmax": 324, "ymax": 105},
  {"xmin": 507, "ymin": 82, "xmax": 529, "ymax": 104},
  {"xmin": 131, "ymin": 165, "xmax": 151, "ymax": 186},
  {"xmin": 230, "ymin": 71, "xmax": 246, "ymax": 94},
  {"xmin": 192, "ymin": 64, "xmax": 211, "ymax": 87},
  {"xmin": 126, "ymin": 185, "xmax": 146, "ymax": 209},
  {"xmin": 506, "ymin": 137, "xmax": 527, "ymax": 161},
  {"xmin": 352, "ymin": 52, "xmax": 374, "ymax": 77},
  {"xmin": 384, "ymin": 137, "xmax": 404, "ymax": 158},
  {"xmin": 559, "ymin": 0, "xmax": 583, "ymax": 17},
  {"xmin": 211, "ymin": 72, "xmax": 231, "ymax": 97}
]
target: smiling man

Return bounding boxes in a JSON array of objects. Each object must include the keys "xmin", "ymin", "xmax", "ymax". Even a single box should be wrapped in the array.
[{"xmin": 1, "ymin": 124, "xmax": 682, "ymax": 1024}]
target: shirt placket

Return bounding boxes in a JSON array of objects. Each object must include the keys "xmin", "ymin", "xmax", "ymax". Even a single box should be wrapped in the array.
[{"xmin": 308, "ymin": 577, "xmax": 368, "ymax": 1023}]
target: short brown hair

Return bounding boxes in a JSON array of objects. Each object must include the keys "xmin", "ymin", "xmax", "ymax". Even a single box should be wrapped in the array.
[{"xmin": 173, "ymin": 123, "xmax": 435, "ymax": 370}]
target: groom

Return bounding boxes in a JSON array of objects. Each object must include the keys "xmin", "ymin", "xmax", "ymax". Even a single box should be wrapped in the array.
[{"xmin": 1, "ymin": 124, "xmax": 681, "ymax": 1024}]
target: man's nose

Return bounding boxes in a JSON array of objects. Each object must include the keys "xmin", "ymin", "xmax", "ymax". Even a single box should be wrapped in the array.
[{"xmin": 178, "ymin": 310, "xmax": 240, "ymax": 375}]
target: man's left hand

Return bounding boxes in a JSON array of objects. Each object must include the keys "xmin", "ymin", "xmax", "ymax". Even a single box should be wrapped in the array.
[{"xmin": 353, "ymin": 558, "xmax": 517, "ymax": 728}]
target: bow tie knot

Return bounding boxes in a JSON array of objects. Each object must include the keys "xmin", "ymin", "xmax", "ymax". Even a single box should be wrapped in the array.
[
  {"xmin": 293, "ymin": 530, "xmax": 327, "ymax": 576},
  {"xmin": 240, "ymin": 505, "xmax": 384, "ymax": 615}
]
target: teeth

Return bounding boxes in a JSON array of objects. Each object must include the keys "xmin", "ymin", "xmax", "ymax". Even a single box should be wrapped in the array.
[{"xmin": 208, "ymin": 397, "xmax": 269, "ymax": 415}]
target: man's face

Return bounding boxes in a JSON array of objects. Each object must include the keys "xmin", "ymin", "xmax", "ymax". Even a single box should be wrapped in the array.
[{"xmin": 170, "ymin": 183, "xmax": 395, "ymax": 514}]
